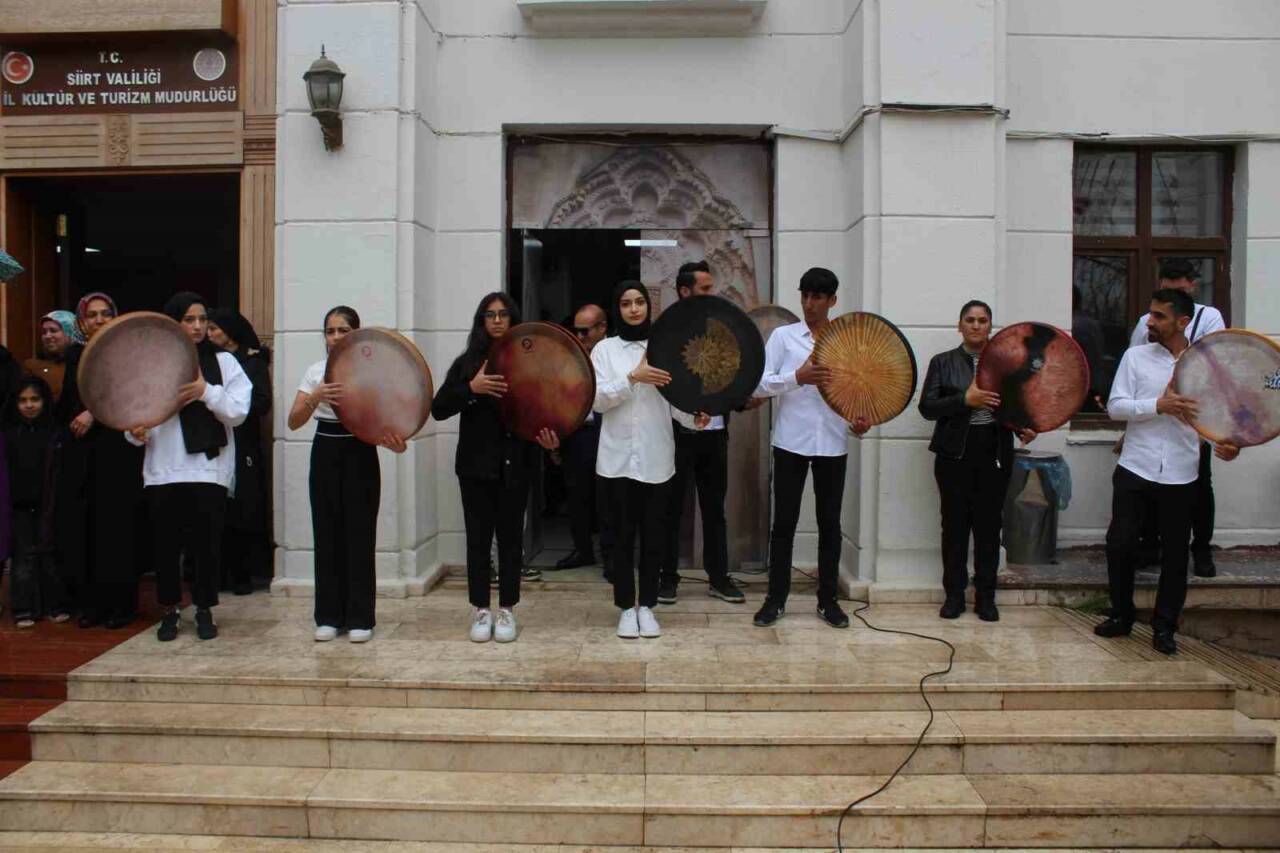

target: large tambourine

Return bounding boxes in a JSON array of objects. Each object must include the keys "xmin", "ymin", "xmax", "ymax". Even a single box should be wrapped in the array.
[
  {"xmin": 1172, "ymin": 328, "xmax": 1280, "ymax": 447},
  {"xmin": 325, "ymin": 328, "xmax": 433, "ymax": 444},
  {"xmin": 813, "ymin": 312, "xmax": 917, "ymax": 426},
  {"xmin": 486, "ymin": 321, "xmax": 595, "ymax": 441},
  {"xmin": 976, "ymin": 322, "xmax": 1089, "ymax": 434},
  {"xmin": 78, "ymin": 312, "xmax": 199, "ymax": 430},
  {"xmin": 648, "ymin": 295, "xmax": 765, "ymax": 416},
  {"xmin": 747, "ymin": 304, "xmax": 800, "ymax": 345}
]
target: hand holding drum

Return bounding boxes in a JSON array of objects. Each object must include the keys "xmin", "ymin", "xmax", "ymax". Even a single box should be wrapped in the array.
[
  {"xmin": 485, "ymin": 321, "xmax": 595, "ymax": 442},
  {"xmin": 1171, "ymin": 328, "xmax": 1280, "ymax": 448},
  {"xmin": 812, "ymin": 312, "xmax": 917, "ymax": 427},
  {"xmin": 324, "ymin": 328, "xmax": 433, "ymax": 447},
  {"xmin": 975, "ymin": 322, "xmax": 1089, "ymax": 434},
  {"xmin": 78, "ymin": 312, "xmax": 200, "ymax": 431}
]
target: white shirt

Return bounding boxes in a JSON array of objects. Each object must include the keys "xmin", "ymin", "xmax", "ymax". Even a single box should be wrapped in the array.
[
  {"xmin": 298, "ymin": 360, "xmax": 338, "ymax": 421},
  {"xmin": 670, "ymin": 407, "xmax": 724, "ymax": 431},
  {"xmin": 1107, "ymin": 342, "xmax": 1200, "ymax": 485},
  {"xmin": 126, "ymin": 351, "xmax": 253, "ymax": 490},
  {"xmin": 753, "ymin": 321, "xmax": 848, "ymax": 457},
  {"xmin": 1128, "ymin": 303, "xmax": 1224, "ymax": 349},
  {"xmin": 591, "ymin": 336, "xmax": 675, "ymax": 484}
]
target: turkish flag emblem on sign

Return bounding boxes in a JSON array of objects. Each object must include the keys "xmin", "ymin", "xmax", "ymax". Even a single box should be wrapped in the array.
[{"xmin": 2, "ymin": 52, "xmax": 34, "ymax": 85}]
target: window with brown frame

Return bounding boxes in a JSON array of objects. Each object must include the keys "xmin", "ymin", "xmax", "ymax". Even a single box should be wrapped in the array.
[{"xmin": 1071, "ymin": 146, "xmax": 1233, "ymax": 420}]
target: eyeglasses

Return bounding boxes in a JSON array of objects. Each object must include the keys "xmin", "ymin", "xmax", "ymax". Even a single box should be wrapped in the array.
[
  {"xmin": 483, "ymin": 310, "xmax": 512, "ymax": 321},
  {"xmin": 573, "ymin": 321, "xmax": 604, "ymax": 338}
]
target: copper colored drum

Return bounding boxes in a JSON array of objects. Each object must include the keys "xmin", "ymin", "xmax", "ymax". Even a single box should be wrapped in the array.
[
  {"xmin": 1172, "ymin": 328, "xmax": 1280, "ymax": 447},
  {"xmin": 813, "ymin": 312, "xmax": 917, "ymax": 426},
  {"xmin": 487, "ymin": 321, "xmax": 595, "ymax": 441},
  {"xmin": 976, "ymin": 322, "xmax": 1089, "ymax": 434},
  {"xmin": 325, "ymin": 328, "xmax": 433, "ymax": 444},
  {"xmin": 747, "ymin": 304, "xmax": 800, "ymax": 345},
  {"xmin": 78, "ymin": 312, "xmax": 198, "ymax": 431}
]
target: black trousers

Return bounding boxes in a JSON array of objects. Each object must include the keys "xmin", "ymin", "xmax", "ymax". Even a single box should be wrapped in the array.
[
  {"xmin": 562, "ymin": 419, "xmax": 601, "ymax": 557},
  {"xmin": 607, "ymin": 476, "xmax": 669, "ymax": 609},
  {"xmin": 1106, "ymin": 465, "xmax": 1195, "ymax": 633},
  {"xmin": 1139, "ymin": 441, "xmax": 1213, "ymax": 561},
  {"xmin": 150, "ymin": 482, "xmax": 227, "ymax": 610},
  {"xmin": 9, "ymin": 507, "xmax": 68, "ymax": 619},
  {"xmin": 661, "ymin": 425, "xmax": 729, "ymax": 586},
  {"xmin": 310, "ymin": 436, "xmax": 380, "ymax": 630},
  {"xmin": 933, "ymin": 425, "xmax": 1009, "ymax": 601},
  {"xmin": 460, "ymin": 477, "xmax": 526, "ymax": 609},
  {"xmin": 768, "ymin": 447, "xmax": 845, "ymax": 607}
]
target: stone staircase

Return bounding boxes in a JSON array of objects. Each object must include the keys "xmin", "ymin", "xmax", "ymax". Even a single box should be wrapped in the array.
[{"xmin": 0, "ymin": 587, "xmax": 1276, "ymax": 848}]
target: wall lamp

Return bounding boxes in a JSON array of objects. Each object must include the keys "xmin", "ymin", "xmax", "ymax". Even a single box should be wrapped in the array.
[{"xmin": 304, "ymin": 45, "xmax": 345, "ymax": 151}]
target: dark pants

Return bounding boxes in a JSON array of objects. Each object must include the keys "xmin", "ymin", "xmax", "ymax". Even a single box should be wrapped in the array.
[
  {"xmin": 607, "ymin": 476, "xmax": 669, "ymax": 609},
  {"xmin": 310, "ymin": 436, "xmax": 380, "ymax": 630},
  {"xmin": 150, "ymin": 483, "xmax": 227, "ymax": 610},
  {"xmin": 563, "ymin": 419, "xmax": 601, "ymax": 557},
  {"xmin": 1106, "ymin": 465, "xmax": 1195, "ymax": 633},
  {"xmin": 933, "ymin": 425, "xmax": 1008, "ymax": 602},
  {"xmin": 767, "ymin": 447, "xmax": 845, "ymax": 607},
  {"xmin": 1140, "ymin": 442, "xmax": 1213, "ymax": 562},
  {"xmin": 9, "ymin": 507, "xmax": 68, "ymax": 619},
  {"xmin": 461, "ymin": 477, "xmax": 526, "ymax": 609},
  {"xmin": 662, "ymin": 425, "xmax": 729, "ymax": 586},
  {"xmin": 222, "ymin": 525, "xmax": 271, "ymax": 590}
]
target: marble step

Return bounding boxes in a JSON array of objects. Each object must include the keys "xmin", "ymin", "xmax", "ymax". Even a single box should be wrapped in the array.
[
  {"xmin": 27, "ymin": 702, "xmax": 1277, "ymax": 776},
  {"xmin": 0, "ymin": 762, "xmax": 1277, "ymax": 847},
  {"xmin": 67, "ymin": 656, "xmax": 1237, "ymax": 712}
]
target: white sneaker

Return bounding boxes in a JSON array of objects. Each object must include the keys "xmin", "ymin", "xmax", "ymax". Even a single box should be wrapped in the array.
[
  {"xmin": 616, "ymin": 607, "xmax": 640, "ymax": 639},
  {"xmin": 637, "ymin": 606, "xmax": 661, "ymax": 638},
  {"xmin": 470, "ymin": 608, "xmax": 493, "ymax": 642},
  {"xmin": 348, "ymin": 628, "xmax": 373, "ymax": 643},
  {"xmin": 314, "ymin": 625, "xmax": 339, "ymax": 642},
  {"xmin": 494, "ymin": 608, "xmax": 518, "ymax": 643}
]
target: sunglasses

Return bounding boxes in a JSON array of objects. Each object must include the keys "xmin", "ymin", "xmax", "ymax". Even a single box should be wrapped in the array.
[{"xmin": 573, "ymin": 321, "xmax": 604, "ymax": 338}]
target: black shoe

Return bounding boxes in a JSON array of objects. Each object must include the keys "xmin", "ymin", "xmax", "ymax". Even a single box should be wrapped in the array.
[
  {"xmin": 708, "ymin": 578, "xmax": 746, "ymax": 604},
  {"xmin": 1093, "ymin": 616, "xmax": 1133, "ymax": 638},
  {"xmin": 657, "ymin": 577, "xmax": 678, "ymax": 605},
  {"xmin": 157, "ymin": 611, "xmax": 180, "ymax": 642},
  {"xmin": 77, "ymin": 612, "xmax": 104, "ymax": 629},
  {"xmin": 753, "ymin": 599, "xmax": 785, "ymax": 627},
  {"xmin": 553, "ymin": 550, "xmax": 596, "ymax": 571},
  {"xmin": 1152, "ymin": 629, "xmax": 1178, "ymax": 655},
  {"xmin": 1192, "ymin": 553, "xmax": 1216, "ymax": 578},
  {"xmin": 816, "ymin": 601, "xmax": 850, "ymax": 629},
  {"xmin": 195, "ymin": 608, "xmax": 218, "ymax": 641},
  {"xmin": 104, "ymin": 612, "xmax": 136, "ymax": 630},
  {"xmin": 938, "ymin": 598, "xmax": 965, "ymax": 619},
  {"xmin": 520, "ymin": 566, "xmax": 543, "ymax": 581},
  {"xmin": 976, "ymin": 597, "xmax": 1000, "ymax": 623}
]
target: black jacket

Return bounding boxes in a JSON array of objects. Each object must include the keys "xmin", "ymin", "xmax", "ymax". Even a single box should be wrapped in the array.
[
  {"xmin": 430, "ymin": 354, "xmax": 533, "ymax": 483},
  {"xmin": 227, "ymin": 348, "xmax": 272, "ymax": 527},
  {"xmin": 918, "ymin": 345, "xmax": 1013, "ymax": 468}
]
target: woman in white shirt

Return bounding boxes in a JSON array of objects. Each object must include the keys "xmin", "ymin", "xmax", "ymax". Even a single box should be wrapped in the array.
[
  {"xmin": 286, "ymin": 306, "xmax": 407, "ymax": 644},
  {"xmin": 127, "ymin": 293, "xmax": 252, "ymax": 642},
  {"xmin": 591, "ymin": 281, "xmax": 676, "ymax": 639}
]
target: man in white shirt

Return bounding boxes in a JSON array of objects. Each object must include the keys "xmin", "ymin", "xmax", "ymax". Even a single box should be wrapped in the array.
[
  {"xmin": 750, "ymin": 268, "xmax": 869, "ymax": 629},
  {"xmin": 660, "ymin": 261, "xmax": 746, "ymax": 605},
  {"xmin": 1096, "ymin": 288, "xmax": 1239, "ymax": 655},
  {"xmin": 1126, "ymin": 259, "xmax": 1226, "ymax": 578}
]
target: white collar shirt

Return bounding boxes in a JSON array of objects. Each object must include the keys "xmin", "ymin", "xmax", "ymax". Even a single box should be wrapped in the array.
[
  {"xmin": 1107, "ymin": 342, "xmax": 1200, "ymax": 485},
  {"xmin": 591, "ymin": 337, "xmax": 675, "ymax": 484},
  {"xmin": 1128, "ymin": 303, "xmax": 1225, "ymax": 349},
  {"xmin": 753, "ymin": 321, "xmax": 848, "ymax": 457}
]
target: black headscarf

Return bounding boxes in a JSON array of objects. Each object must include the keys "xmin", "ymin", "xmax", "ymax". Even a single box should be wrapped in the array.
[
  {"xmin": 163, "ymin": 292, "xmax": 225, "ymax": 459},
  {"xmin": 611, "ymin": 280, "xmax": 650, "ymax": 342},
  {"xmin": 209, "ymin": 307, "xmax": 268, "ymax": 358}
]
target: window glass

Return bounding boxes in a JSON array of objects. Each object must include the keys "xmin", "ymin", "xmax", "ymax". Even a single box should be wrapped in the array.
[
  {"xmin": 1072, "ymin": 255, "xmax": 1130, "ymax": 410},
  {"xmin": 1151, "ymin": 152, "xmax": 1224, "ymax": 237},
  {"xmin": 1153, "ymin": 255, "xmax": 1215, "ymax": 307},
  {"xmin": 1073, "ymin": 151, "xmax": 1137, "ymax": 236}
]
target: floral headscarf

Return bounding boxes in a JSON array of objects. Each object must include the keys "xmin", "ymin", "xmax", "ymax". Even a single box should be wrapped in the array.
[
  {"xmin": 43, "ymin": 310, "xmax": 85, "ymax": 346},
  {"xmin": 75, "ymin": 292, "xmax": 118, "ymax": 340}
]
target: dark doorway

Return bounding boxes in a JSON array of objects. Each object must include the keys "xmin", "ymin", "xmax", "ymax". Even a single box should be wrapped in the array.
[{"xmin": 509, "ymin": 229, "xmax": 641, "ymax": 327}]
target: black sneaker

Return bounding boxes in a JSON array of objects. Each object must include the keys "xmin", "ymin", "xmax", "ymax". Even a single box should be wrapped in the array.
[
  {"xmin": 195, "ymin": 608, "xmax": 218, "ymax": 641},
  {"xmin": 708, "ymin": 578, "xmax": 746, "ymax": 604},
  {"xmin": 817, "ymin": 601, "xmax": 850, "ymax": 629},
  {"xmin": 657, "ymin": 577, "xmax": 678, "ymax": 605},
  {"xmin": 553, "ymin": 550, "xmax": 596, "ymax": 571},
  {"xmin": 976, "ymin": 596, "xmax": 1000, "ymax": 623},
  {"xmin": 753, "ymin": 599, "xmax": 784, "ymax": 627},
  {"xmin": 1152, "ymin": 629, "xmax": 1178, "ymax": 655},
  {"xmin": 1192, "ymin": 553, "xmax": 1216, "ymax": 578},
  {"xmin": 157, "ymin": 610, "xmax": 180, "ymax": 642},
  {"xmin": 1093, "ymin": 616, "xmax": 1133, "ymax": 638},
  {"xmin": 938, "ymin": 598, "xmax": 965, "ymax": 619},
  {"xmin": 520, "ymin": 566, "xmax": 542, "ymax": 581}
]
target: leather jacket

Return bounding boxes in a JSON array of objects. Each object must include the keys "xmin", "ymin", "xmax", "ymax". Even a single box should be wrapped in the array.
[{"xmin": 918, "ymin": 345, "xmax": 1013, "ymax": 468}]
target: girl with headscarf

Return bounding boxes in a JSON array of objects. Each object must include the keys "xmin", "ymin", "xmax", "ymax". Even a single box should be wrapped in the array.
[
  {"xmin": 590, "ymin": 281, "xmax": 676, "ymax": 639},
  {"xmin": 287, "ymin": 306, "xmax": 406, "ymax": 644},
  {"xmin": 54, "ymin": 292, "xmax": 145, "ymax": 628},
  {"xmin": 126, "ymin": 292, "xmax": 252, "ymax": 642},
  {"xmin": 24, "ymin": 310, "xmax": 82, "ymax": 402},
  {"xmin": 430, "ymin": 292, "xmax": 558, "ymax": 644},
  {"xmin": 5, "ymin": 376, "xmax": 63, "ymax": 626},
  {"xmin": 208, "ymin": 308, "xmax": 273, "ymax": 595}
]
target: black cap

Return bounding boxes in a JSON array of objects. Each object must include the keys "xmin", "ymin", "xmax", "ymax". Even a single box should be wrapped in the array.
[{"xmin": 798, "ymin": 267, "xmax": 838, "ymax": 296}]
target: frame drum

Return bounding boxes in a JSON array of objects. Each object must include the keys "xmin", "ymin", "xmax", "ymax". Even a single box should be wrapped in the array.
[
  {"xmin": 648, "ymin": 295, "xmax": 766, "ymax": 417},
  {"xmin": 813, "ymin": 312, "xmax": 917, "ymax": 426},
  {"xmin": 976, "ymin": 322, "xmax": 1089, "ymax": 434},
  {"xmin": 747, "ymin": 304, "xmax": 800, "ymax": 345},
  {"xmin": 78, "ymin": 312, "xmax": 199, "ymax": 431},
  {"xmin": 486, "ymin": 321, "xmax": 595, "ymax": 442},
  {"xmin": 1172, "ymin": 328, "xmax": 1280, "ymax": 447},
  {"xmin": 325, "ymin": 328, "xmax": 434, "ymax": 444}
]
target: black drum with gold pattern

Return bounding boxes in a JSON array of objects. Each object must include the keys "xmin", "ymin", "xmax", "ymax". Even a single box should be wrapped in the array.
[{"xmin": 648, "ymin": 295, "xmax": 766, "ymax": 416}]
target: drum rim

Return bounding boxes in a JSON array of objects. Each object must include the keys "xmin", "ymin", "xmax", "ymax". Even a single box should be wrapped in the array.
[
  {"xmin": 648, "ymin": 294, "xmax": 766, "ymax": 417},
  {"xmin": 975, "ymin": 320, "xmax": 1090, "ymax": 434},
  {"xmin": 325, "ymin": 326, "xmax": 435, "ymax": 441},
  {"xmin": 487, "ymin": 320, "xmax": 597, "ymax": 441},
  {"xmin": 77, "ymin": 310, "xmax": 198, "ymax": 431},
  {"xmin": 813, "ymin": 310, "xmax": 919, "ymax": 426},
  {"xmin": 1172, "ymin": 327, "xmax": 1280, "ymax": 447}
]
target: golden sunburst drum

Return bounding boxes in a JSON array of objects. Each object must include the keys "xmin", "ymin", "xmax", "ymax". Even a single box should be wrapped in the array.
[
  {"xmin": 813, "ymin": 312, "xmax": 918, "ymax": 426},
  {"xmin": 648, "ymin": 295, "xmax": 766, "ymax": 416}
]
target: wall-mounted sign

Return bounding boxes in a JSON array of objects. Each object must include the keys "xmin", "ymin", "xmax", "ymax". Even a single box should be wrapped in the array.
[{"xmin": 0, "ymin": 36, "xmax": 238, "ymax": 115}]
